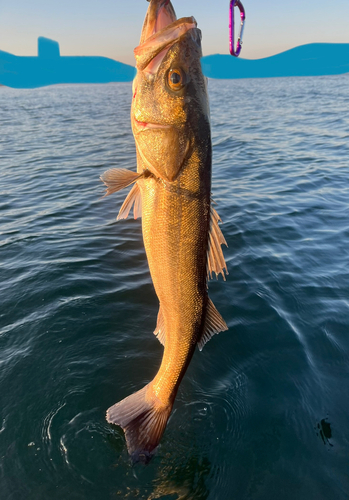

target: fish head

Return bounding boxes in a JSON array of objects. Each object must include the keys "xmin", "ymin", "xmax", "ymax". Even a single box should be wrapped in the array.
[{"xmin": 132, "ymin": 0, "xmax": 210, "ymax": 183}]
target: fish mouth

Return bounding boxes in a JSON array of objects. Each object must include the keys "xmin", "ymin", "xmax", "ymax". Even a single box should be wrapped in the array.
[
  {"xmin": 135, "ymin": 0, "xmax": 197, "ymax": 73},
  {"xmin": 139, "ymin": 0, "xmax": 177, "ymax": 45},
  {"xmin": 133, "ymin": 118, "xmax": 171, "ymax": 131}
]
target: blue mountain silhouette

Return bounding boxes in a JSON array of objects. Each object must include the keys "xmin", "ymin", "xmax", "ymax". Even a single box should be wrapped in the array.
[
  {"xmin": 0, "ymin": 37, "xmax": 135, "ymax": 88},
  {"xmin": 201, "ymin": 43, "xmax": 349, "ymax": 79},
  {"xmin": 0, "ymin": 38, "xmax": 348, "ymax": 88}
]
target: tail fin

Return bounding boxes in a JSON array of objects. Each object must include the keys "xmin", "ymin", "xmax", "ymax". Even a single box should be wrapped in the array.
[{"xmin": 106, "ymin": 384, "xmax": 173, "ymax": 463}]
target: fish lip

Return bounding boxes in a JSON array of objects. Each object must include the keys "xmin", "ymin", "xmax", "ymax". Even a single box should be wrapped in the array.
[{"xmin": 133, "ymin": 118, "xmax": 171, "ymax": 131}]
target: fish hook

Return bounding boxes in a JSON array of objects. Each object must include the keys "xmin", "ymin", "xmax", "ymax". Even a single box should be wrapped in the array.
[{"xmin": 229, "ymin": 0, "xmax": 245, "ymax": 56}]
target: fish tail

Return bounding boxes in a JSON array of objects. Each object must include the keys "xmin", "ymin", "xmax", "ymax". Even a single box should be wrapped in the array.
[{"xmin": 106, "ymin": 384, "xmax": 173, "ymax": 463}]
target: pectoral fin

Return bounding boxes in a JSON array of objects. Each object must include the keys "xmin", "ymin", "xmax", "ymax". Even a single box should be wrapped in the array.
[
  {"xmin": 207, "ymin": 207, "xmax": 228, "ymax": 280},
  {"xmin": 198, "ymin": 298, "xmax": 228, "ymax": 351},
  {"xmin": 100, "ymin": 168, "xmax": 143, "ymax": 196},
  {"xmin": 117, "ymin": 183, "xmax": 142, "ymax": 220}
]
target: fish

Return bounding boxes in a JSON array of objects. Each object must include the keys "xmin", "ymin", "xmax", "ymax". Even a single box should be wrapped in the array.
[{"xmin": 101, "ymin": 0, "xmax": 228, "ymax": 463}]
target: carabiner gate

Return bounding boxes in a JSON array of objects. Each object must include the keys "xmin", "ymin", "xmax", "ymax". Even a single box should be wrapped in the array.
[{"xmin": 229, "ymin": 0, "xmax": 245, "ymax": 57}]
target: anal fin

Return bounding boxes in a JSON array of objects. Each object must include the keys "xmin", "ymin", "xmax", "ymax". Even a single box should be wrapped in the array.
[
  {"xmin": 153, "ymin": 306, "xmax": 166, "ymax": 346},
  {"xmin": 198, "ymin": 298, "xmax": 228, "ymax": 351}
]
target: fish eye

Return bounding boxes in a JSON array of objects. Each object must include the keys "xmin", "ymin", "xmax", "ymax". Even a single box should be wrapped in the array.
[{"xmin": 167, "ymin": 68, "xmax": 186, "ymax": 91}]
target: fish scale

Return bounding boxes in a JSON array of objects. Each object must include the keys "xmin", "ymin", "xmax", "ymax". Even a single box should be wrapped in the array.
[{"xmin": 140, "ymin": 169, "xmax": 210, "ymax": 399}]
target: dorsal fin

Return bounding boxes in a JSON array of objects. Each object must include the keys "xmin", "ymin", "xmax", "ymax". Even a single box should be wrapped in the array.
[
  {"xmin": 197, "ymin": 298, "xmax": 228, "ymax": 351},
  {"xmin": 207, "ymin": 207, "xmax": 228, "ymax": 280},
  {"xmin": 117, "ymin": 183, "xmax": 142, "ymax": 220}
]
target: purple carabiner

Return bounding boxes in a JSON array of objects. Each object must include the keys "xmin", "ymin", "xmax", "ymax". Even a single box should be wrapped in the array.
[{"xmin": 229, "ymin": 0, "xmax": 245, "ymax": 57}]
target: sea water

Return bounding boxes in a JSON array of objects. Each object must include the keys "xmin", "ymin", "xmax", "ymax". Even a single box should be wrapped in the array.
[{"xmin": 1, "ymin": 75, "xmax": 349, "ymax": 499}]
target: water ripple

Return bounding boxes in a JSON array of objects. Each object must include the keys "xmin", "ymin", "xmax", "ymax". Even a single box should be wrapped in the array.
[{"xmin": 1, "ymin": 76, "xmax": 349, "ymax": 499}]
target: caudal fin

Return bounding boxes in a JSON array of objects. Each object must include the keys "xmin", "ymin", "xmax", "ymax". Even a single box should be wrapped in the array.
[{"xmin": 106, "ymin": 384, "xmax": 173, "ymax": 463}]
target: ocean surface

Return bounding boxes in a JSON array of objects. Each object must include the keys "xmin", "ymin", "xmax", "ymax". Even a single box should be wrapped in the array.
[{"xmin": 1, "ymin": 75, "xmax": 349, "ymax": 500}]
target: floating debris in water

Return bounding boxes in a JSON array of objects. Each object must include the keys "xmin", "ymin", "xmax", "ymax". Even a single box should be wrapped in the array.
[{"xmin": 315, "ymin": 418, "xmax": 333, "ymax": 447}]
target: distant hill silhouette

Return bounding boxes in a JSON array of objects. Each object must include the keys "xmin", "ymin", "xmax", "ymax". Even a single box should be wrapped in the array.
[
  {"xmin": 0, "ymin": 37, "xmax": 135, "ymax": 88},
  {"xmin": 0, "ymin": 38, "xmax": 348, "ymax": 88},
  {"xmin": 201, "ymin": 43, "xmax": 349, "ymax": 79}
]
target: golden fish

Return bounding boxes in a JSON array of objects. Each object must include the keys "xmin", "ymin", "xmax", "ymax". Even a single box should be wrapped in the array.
[{"xmin": 101, "ymin": 0, "xmax": 228, "ymax": 462}]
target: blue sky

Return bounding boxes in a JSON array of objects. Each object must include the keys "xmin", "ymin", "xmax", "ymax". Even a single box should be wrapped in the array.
[{"xmin": 1, "ymin": 0, "xmax": 348, "ymax": 65}]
